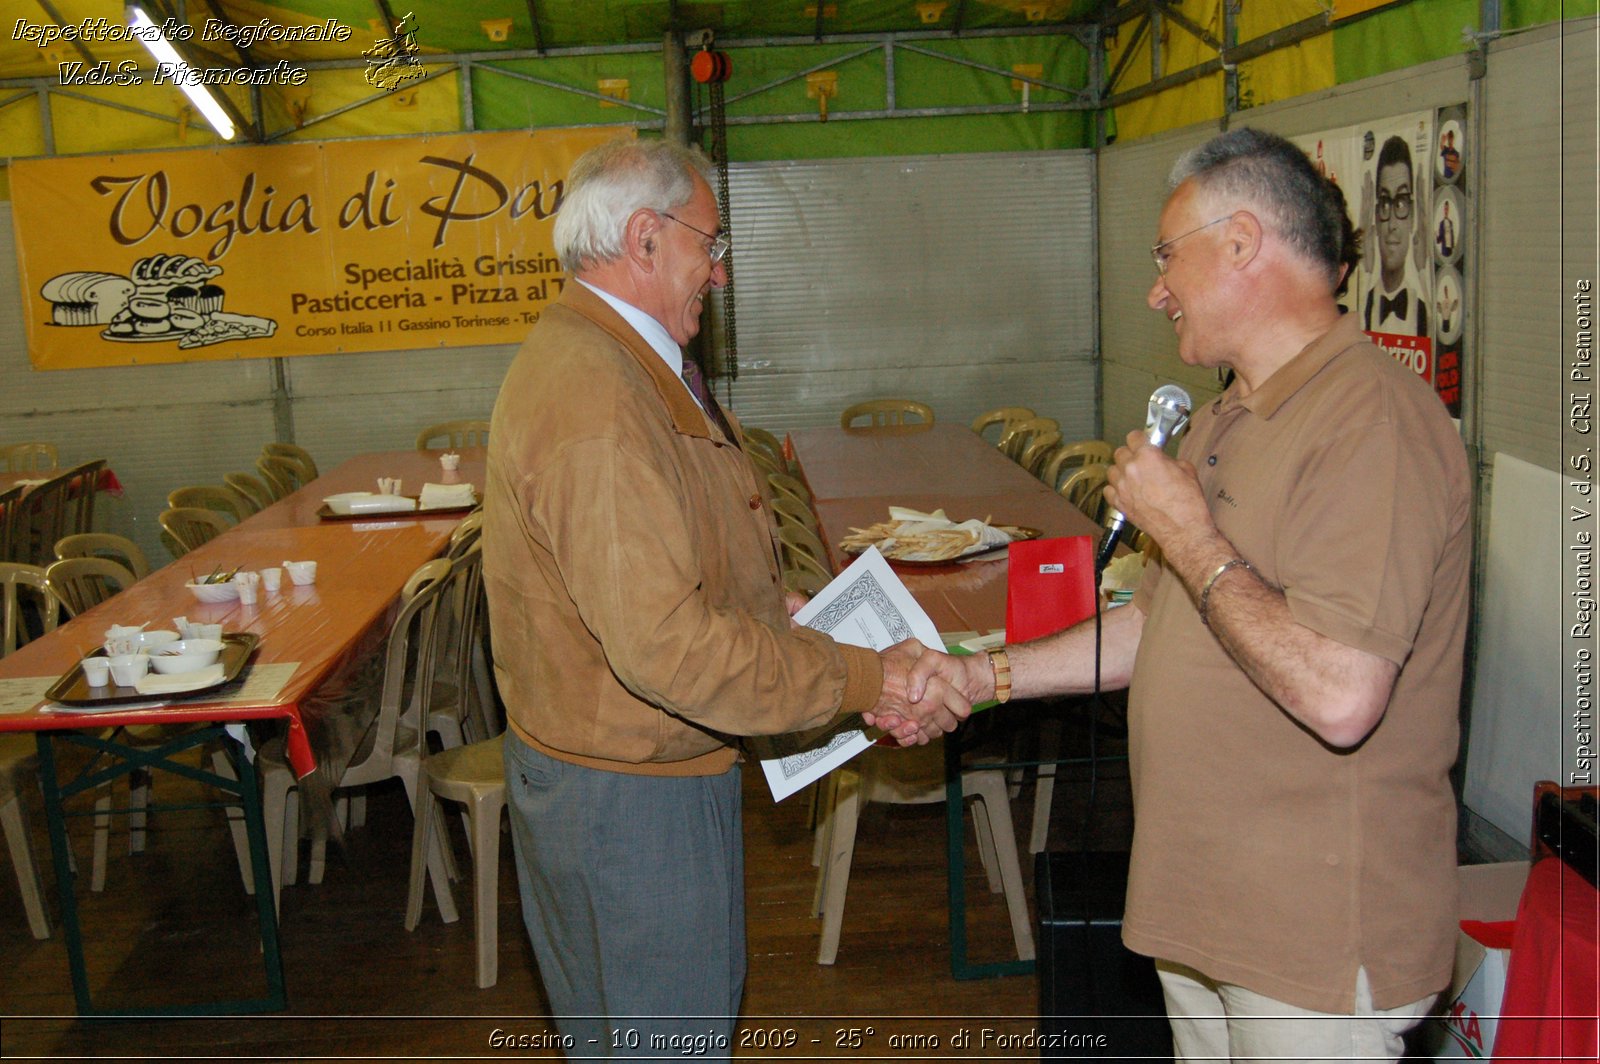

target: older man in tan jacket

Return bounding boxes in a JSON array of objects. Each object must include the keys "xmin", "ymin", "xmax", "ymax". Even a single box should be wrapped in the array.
[{"xmin": 483, "ymin": 137, "xmax": 966, "ymax": 1052}]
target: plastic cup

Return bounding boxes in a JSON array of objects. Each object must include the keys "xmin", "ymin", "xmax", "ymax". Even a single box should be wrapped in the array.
[
  {"xmin": 439, "ymin": 453, "xmax": 461, "ymax": 471},
  {"xmin": 107, "ymin": 654, "xmax": 149, "ymax": 687},
  {"xmin": 236, "ymin": 582, "xmax": 258, "ymax": 605},
  {"xmin": 80, "ymin": 657, "xmax": 111, "ymax": 687},
  {"xmin": 261, "ymin": 567, "xmax": 282, "ymax": 592},
  {"xmin": 285, "ymin": 561, "xmax": 317, "ymax": 586}
]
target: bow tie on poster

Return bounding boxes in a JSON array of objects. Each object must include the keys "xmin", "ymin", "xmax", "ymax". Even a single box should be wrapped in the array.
[{"xmin": 1380, "ymin": 290, "xmax": 1409, "ymax": 322}]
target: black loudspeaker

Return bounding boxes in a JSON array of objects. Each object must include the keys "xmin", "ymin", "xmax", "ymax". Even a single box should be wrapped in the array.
[{"xmin": 1036, "ymin": 851, "xmax": 1173, "ymax": 1062}]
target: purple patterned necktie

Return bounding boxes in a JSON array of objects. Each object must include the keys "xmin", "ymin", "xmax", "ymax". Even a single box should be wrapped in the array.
[{"xmin": 681, "ymin": 358, "xmax": 735, "ymax": 444}]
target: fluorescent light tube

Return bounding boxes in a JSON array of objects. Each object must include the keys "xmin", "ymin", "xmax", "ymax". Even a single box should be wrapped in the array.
[{"xmin": 127, "ymin": 5, "xmax": 236, "ymax": 140}]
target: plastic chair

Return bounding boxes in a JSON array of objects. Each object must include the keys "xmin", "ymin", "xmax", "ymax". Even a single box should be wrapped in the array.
[
  {"xmin": 970, "ymin": 407, "xmax": 1036, "ymax": 445},
  {"xmin": 840, "ymin": 399, "xmax": 934, "ymax": 430},
  {"xmin": 9, "ymin": 465, "xmax": 77, "ymax": 567},
  {"xmin": 782, "ymin": 545, "xmax": 834, "ymax": 590},
  {"xmin": 1, "ymin": 734, "xmax": 51, "ymax": 938},
  {"xmin": 767, "ymin": 472, "xmax": 813, "ymax": 509},
  {"xmin": 1019, "ymin": 431, "xmax": 1064, "ymax": 477},
  {"xmin": 778, "ymin": 522, "xmax": 832, "ymax": 575},
  {"xmin": 224, "ymin": 472, "xmax": 275, "ymax": 514},
  {"xmin": 742, "ymin": 426, "xmax": 791, "ymax": 472},
  {"xmin": 782, "ymin": 567, "xmax": 829, "ymax": 596},
  {"xmin": 0, "ymin": 485, "xmax": 23, "ymax": 564},
  {"xmin": 256, "ymin": 455, "xmax": 308, "ymax": 500},
  {"xmin": 43, "ymin": 557, "xmax": 136, "ymax": 617},
  {"xmin": 1040, "ymin": 440, "xmax": 1113, "ymax": 491},
  {"xmin": 0, "ymin": 564, "xmax": 61, "ymax": 938},
  {"xmin": 167, "ymin": 485, "xmax": 250, "ymax": 525},
  {"xmin": 1058, "ymin": 463, "xmax": 1109, "ymax": 521},
  {"xmin": 62, "ymin": 460, "xmax": 106, "ymax": 541},
  {"xmin": 423, "ymin": 540, "xmax": 493, "ymax": 749},
  {"xmin": 405, "ymin": 734, "xmax": 506, "ymax": 987},
  {"xmin": 54, "ymin": 533, "xmax": 151, "ymax": 580},
  {"xmin": 1, "ymin": 442, "xmax": 58, "ymax": 473},
  {"xmin": 811, "ymin": 743, "xmax": 1034, "ymax": 965},
  {"xmin": 416, "ymin": 420, "xmax": 489, "ymax": 452},
  {"xmin": 2, "ymin": 563, "xmax": 61, "ymax": 658},
  {"xmin": 158, "ymin": 507, "xmax": 230, "ymax": 557},
  {"xmin": 257, "ymin": 559, "xmax": 458, "ymax": 918},
  {"xmin": 747, "ymin": 446, "xmax": 785, "ymax": 479},
  {"xmin": 404, "ymin": 548, "xmax": 504, "ymax": 987},
  {"xmin": 771, "ymin": 495, "xmax": 820, "ymax": 533},
  {"xmin": 997, "ymin": 417, "xmax": 1059, "ymax": 463},
  {"xmin": 261, "ymin": 442, "xmax": 319, "ymax": 482}
]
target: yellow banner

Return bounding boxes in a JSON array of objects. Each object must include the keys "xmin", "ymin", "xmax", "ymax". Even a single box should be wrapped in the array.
[{"xmin": 12, "ymin": 127, "xmax": 627, "ymax": 369}]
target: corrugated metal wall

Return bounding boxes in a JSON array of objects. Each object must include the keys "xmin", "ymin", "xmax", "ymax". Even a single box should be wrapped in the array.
[
  {"xmin": 1479, "ymin": 19, "xmax": 1595, "ymax": 471},
  {"xmin": 716, "ymin": 151, "xmax": 1099, "ymax": 440}
]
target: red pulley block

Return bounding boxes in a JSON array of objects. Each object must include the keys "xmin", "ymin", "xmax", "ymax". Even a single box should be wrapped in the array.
[{"xmin": 691, "ymin": 50, "xmax": 732, "ymax": 84}]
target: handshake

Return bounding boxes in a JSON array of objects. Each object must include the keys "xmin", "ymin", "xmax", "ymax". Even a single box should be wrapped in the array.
[{"xmin": 862, "ymin": 638, "xmax": 1002, "ymax": 746}]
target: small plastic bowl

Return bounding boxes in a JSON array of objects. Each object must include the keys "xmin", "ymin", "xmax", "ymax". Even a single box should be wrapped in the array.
[
  {"xmin": 148, "ymin": 638, "xmax": 226, "ymax": 674},
  {"xmin": 135, "ymin": 629, "xmax": 180, "ymax": 651},
  {"xmin": 186, "ymin": 581, "xmax": 240, "ymax": 604}
]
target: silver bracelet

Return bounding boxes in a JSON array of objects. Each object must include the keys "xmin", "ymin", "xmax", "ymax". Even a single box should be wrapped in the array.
[{"xmin": 1199, "ymin": 558, "xmax": 1255, "ymax": 628}]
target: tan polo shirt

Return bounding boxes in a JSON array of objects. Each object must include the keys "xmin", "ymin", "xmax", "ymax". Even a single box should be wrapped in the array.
[{"xmin": 1123, "ymin": 314, "xmax": 1471, "ymax": 1013}]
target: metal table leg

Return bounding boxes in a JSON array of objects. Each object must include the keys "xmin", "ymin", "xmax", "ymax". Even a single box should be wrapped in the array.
[{"xmin": 34, "ymin": 724, "xmax": 286, "ymax": 1015}]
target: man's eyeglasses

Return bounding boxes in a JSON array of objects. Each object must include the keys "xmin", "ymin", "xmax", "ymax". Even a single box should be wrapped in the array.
[
  {"xmin": 1151, "ymin": 214, "xmax": 1232, "ymax": 276},
  {"xmin": 662, "ymin": 212, "xmax": 731, "ymax": 264},
  {"xmin": 1375, "ymin": 193, "xmax": 1413, "ymax": 221}
]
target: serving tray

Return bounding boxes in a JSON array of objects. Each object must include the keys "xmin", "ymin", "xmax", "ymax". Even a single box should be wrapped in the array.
[
  {"xmin": 45, "ymin": 632, "xmax": 260, "ymax": 708},
  {"xmin": 841, "ymin": 524, "xmax": 1042, "ymax": 565},
  {"xmin": 316, "ymin": 496, "xmax": 477, "ymax": 521}
]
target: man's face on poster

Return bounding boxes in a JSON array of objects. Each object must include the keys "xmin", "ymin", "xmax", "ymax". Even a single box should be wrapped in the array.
[{"xmin": 1376, "ymin": 160, "xmax": 1413, "ymax": 287}]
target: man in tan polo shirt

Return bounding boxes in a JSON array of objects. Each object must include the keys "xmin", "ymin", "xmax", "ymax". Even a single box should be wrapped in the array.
[{"xmin": 911, "ymin": 127, "xmax": 1471, "ymax": 1061}]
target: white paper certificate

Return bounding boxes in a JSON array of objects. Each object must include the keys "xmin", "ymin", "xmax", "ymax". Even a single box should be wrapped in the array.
[{"xmin": 759, "ymin": 547, "xmax": 946, "ymax": 801}]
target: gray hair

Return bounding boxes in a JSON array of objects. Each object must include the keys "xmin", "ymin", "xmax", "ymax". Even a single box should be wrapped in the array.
[
  {"xmin": 553, "ymin": 138, "xmax": 717, "ymax": 272},
  {"xmin": 1169, "ymin": 127, "xmax": 1352, "ymax": 287}
]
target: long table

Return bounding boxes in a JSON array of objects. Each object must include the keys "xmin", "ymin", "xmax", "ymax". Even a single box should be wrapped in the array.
[
  {"xmin": 789, "ymin": 424, "xmax": 1103, "ymax": 633},
  {"xmin": 788, "ymin": 424, "xmax": 1109, "ymax": 981},
  {"xmin": 0, "ymin": 448, "xmax": 482, "ymax": 1014}
]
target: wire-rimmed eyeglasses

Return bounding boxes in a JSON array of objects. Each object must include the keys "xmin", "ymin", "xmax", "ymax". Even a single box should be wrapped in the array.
[
  {"xmin": 1150, "ymin": 214, "xmax": 1232, "ymax": 276},
  {"xmin": 662, "ymin": 212, "xmax": 731, "ymax": 264}
]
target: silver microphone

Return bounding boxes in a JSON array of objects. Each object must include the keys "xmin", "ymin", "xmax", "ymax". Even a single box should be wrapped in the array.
[{"xmin": 1094, "ymin": 384, "xmax": 1193, "ymax": 571}]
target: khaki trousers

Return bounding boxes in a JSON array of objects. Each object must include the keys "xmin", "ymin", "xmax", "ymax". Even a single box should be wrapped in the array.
[{"xmin": 1156, "ymin": 959, "xmax": 1436, "ymax": 1063}]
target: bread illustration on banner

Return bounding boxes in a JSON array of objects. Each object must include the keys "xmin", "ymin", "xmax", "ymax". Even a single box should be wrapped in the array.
[
  {"xmin": 42, "ymin": 252, "xmax": 275, "ymax": 347},
  {"xmin": 40, "ymin": 272, "xmax": 135, "ymax": 325}
]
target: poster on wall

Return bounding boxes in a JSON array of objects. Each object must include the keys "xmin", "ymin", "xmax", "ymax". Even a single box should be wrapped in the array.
[
  {"xmin": 11, "ymin": 127, "xmax": 626, "ymax": 370},
  {"xmin": 1293, "ymin": 107, "xmax": 1464, "ymax": 418}
]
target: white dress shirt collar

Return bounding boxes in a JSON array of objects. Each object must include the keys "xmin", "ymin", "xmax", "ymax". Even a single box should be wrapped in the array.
[{"xmin": 576, "ymin": 278, "xmax": 689, "ymax": 388}]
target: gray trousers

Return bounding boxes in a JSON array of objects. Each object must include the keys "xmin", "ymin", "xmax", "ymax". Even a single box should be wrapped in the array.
[{"xmin": 505, "ymin": 731, "xmax": 746, "ymax": 1058}]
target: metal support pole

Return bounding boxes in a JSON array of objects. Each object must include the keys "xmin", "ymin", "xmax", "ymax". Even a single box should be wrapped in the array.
[{"xmin": 663, "ymin": 30, "xmax": 691, "ymax": 145}]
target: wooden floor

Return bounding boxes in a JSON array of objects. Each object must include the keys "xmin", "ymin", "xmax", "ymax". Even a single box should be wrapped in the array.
[{"xmin": 0, "ymin": 705, "xmax": 1136, "ymax": 1058}]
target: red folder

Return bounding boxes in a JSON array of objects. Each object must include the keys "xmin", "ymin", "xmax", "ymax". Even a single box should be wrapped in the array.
[{"xmin": 1005, "ymin": 536, "xmax": 1097, "ymax": 644}]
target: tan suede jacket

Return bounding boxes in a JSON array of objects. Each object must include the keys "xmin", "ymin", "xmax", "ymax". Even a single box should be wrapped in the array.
[{"xmin": 482, "ymin": 283, "xmax": 883, "ymax": 775}]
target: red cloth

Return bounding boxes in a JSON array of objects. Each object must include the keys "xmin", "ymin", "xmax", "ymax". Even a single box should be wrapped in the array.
[
  {"xmin": 1461, "ymin": 918, "xmax": 1518, "ymax": 950},
  {"xmin": 1491, "ymin": 857, "xmax": 1600, "ymax": 1063}
]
